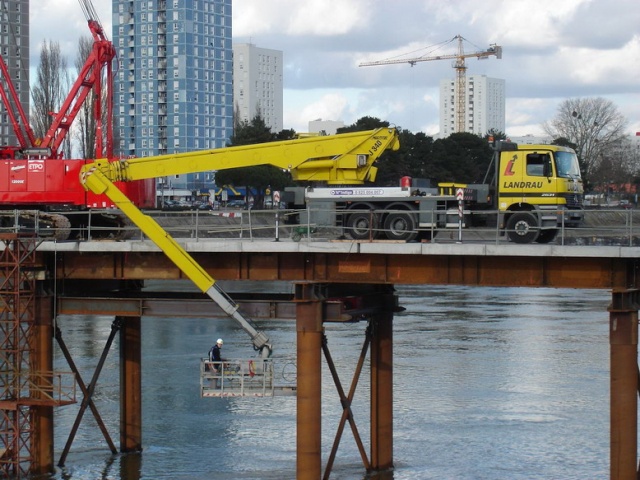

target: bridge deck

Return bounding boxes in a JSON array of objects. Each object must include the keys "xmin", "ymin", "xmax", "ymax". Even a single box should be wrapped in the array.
[{"xmin": 38, "ymin": 239, "xmax": 639, "ymax": 290}]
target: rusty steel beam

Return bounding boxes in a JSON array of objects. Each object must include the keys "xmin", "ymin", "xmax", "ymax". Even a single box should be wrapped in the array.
[
  {"xmin": 608, "ymin": 290, "xmax": 639, "ymax": 480},
  {"xmin": 31, "ymin": 295, "xmax": 55, "ymax": 477},
  {"xmin": 55, "ymin": 295, "xmax": 351, "ymax": 321},
  {"xmin": 370, "ymin": 302, "xmax": 394, "ymax": 472},
  {"xmin": 48, "ymin": 251, "xmax": 636, "ymax": 290},
  {"xmin": 296, "ymin": 284, "xmax": 324, "ymax": 480},
  {"xmin": 119, "ymin": 317, "xmax": 142, "ymax": 453}
]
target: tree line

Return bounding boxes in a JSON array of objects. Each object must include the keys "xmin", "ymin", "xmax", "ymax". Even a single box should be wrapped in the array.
[{"xmin": 220, "ymin": 103, "xmax": 638, "ymax": 200}]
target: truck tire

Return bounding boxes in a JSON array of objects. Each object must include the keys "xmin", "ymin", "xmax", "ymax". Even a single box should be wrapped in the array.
[
  {"xmin": 383, "ymin": 212, "xmax": 417, "ymax": 241},
  {"xmin": 346, "ymin": 210, "xmax": 377, "ymax": 240},
  {"xmin": 506, "ymin": 212, "xmax": 539, "ymax": 244}
]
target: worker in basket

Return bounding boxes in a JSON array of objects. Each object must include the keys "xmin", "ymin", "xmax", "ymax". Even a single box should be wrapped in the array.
[
  {"xmin": 208, "ymin": 338, "xmax": 227, "ymax": 388},
  {"xmin": 208, "ymin": 338, "xmax": 226, "ymax": 369}
]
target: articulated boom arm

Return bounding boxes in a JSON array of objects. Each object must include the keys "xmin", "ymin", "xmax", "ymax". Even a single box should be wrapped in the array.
[
  {"xmin": 88, "ymin": 127, "xmax": 399, "ymax": 185},
  {"xmin": 80, "ymin": 128, "xmax": 399, "ymax": 358},
  {"xmin": 81, "ymin": 164, "xmax": 272, "ymax": 356}
]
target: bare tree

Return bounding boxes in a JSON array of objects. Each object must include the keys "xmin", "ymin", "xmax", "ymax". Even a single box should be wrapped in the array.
[
  {"xmin": 31, "ymin": 40, "xmax": 70, "ymax": 156},
  {"xmin": 591, "ymin": 137, "xmax": 640, "ymax": 193},
  {"xmin": 543, "ymin": 97, "xmax": 628, "ymax": 184},
  {"xmin": 74, "ymin": 36, "xmax": 95, "ymax": 159}
]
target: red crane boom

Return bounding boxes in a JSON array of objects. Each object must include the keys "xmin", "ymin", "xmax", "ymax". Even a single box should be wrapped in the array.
[
  {"xmin": 0, "ymin": 55, "xmax": 36, "ymax": 150},
  {"xmin": 38, "ymin": 19, "xmax": 116, "ymax": 159}
]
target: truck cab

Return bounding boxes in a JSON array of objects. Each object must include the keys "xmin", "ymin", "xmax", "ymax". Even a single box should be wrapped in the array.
[{"xmin": 494, "ymin": 142, "xmax": 584, "ymax": 243}]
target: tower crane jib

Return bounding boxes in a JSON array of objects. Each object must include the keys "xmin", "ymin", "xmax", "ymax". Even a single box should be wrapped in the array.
[{"xmin": 360, "ymin": 35, "xmax": 502, "ymax": 133}]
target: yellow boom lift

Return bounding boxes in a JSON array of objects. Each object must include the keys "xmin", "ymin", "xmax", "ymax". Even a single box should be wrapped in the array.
[{"xmin": 80, "ymin": 128, "xmax": 399, "ymax": 360}]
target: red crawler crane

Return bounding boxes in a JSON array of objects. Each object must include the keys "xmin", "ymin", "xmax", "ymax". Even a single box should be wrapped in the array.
[{"xmin": 0, "ymin": 5, "xmax": 154, "ymax": 240}]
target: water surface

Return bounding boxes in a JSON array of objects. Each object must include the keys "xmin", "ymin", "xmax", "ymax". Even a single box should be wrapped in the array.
[{"xmin": 51, "ymin": 285, "xmax": 611, "ymax": 479}]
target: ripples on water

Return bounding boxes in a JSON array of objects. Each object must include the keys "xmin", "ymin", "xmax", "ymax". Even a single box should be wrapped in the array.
[{"xmin": 52, "ymin": 285, "xmax": 610, "ymax": 479}]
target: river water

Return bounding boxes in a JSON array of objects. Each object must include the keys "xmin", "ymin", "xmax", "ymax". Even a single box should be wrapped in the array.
[{"xmin": 50, "ymin": 284, "xmax": 612, "ymax": 479}]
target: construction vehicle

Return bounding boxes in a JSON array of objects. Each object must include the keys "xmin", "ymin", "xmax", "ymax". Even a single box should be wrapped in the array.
[
  {"xmin": 284, "ymin": 141, "xmax": 584, "ymax": 244},
  {"xmin": 79, "ymin": 127, "xmax": 400, "ymax": 395},
  {"xmin": 0, "ymin": 6, "xmax": 155, "ymax": 240}
]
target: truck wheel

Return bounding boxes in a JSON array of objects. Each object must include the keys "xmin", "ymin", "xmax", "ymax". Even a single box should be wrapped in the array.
[
  {"xmin": 506, "ymin": 212, "xmax": 539, "ymax": 243},
  {"xmin": 383, "ymin": 212, "xmax": 417, "ymax": 241},
  {"xmin": 346, "ymin": 211, "xmax": 377, "ymax": 240},
  {"xmin": 536, "ymin": 229, "xmax": 558, "ymax": 244}
]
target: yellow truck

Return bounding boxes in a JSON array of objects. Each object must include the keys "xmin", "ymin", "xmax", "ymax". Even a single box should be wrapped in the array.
[
  {"xmin": 284, "ymin": 140, "xmax": 584, "ymax": 244},
  {"xmin": 440, "ymin": 140, "xmax": 584, "ymax": 243}
]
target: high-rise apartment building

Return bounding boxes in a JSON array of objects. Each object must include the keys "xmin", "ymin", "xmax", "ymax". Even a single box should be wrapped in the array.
[
  {"xmin": 0, "ymin": 0, "xmax": 29, "ymax": 147},
  {"xmin": 308, "ymin": 119, "xmax": 344, "ymax": 135},
  {"xmin": 112, "ymin": 0, "xmax": 233, "ymax": 190},
  {"xmin": 439, "ymin": 75, "xmax": 505, "ymax": 137},
  {"xmin": 232, "ymin": 43, "xmax": 283, "ymax": 133}
]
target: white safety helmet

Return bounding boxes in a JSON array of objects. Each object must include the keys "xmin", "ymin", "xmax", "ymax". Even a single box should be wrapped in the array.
[{"xmin": 216, "ymin": 338, "xmax": 223, "ymax": 345}]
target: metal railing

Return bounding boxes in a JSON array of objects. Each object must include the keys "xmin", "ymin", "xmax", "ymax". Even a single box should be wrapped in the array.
[
  {"xmin": 1, "ymin": 205, "xmax": 639, "ymax": 246},
  {"xmin": 0, "ymin": 370, "xmax": 76, "ymax": 406},
  {"xmin": 200, "ymin": 358, "xmax": 274, "ymax": 397}
]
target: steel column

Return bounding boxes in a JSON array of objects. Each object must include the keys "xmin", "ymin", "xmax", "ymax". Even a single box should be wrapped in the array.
[
  {"xmin": 119, "ymin": 316, "xmax": 142, "ymax": 452},
  {"xmin": 370, "ymin": 307, "xmax": 393, "ymax": 471},
  {"xmin": 31, "ymin": 294, "xmax": 54, "ymax": 476},
  {"xmin": 609, "ymin": 290, "xmax": 639, "ymax": 480},
  {"xmin": 296, "ymin": 284, "xmax": 324, "ymax": 480}
]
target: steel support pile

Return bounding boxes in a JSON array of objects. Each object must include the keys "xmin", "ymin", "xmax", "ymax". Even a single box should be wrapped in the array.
[
  {"xmin": 295, "ymin": 283, "xmax": 398, "ymax": 479},
  {"xmin": 609, "ymin": 289, "xmax": 639, "ymax": 480}
]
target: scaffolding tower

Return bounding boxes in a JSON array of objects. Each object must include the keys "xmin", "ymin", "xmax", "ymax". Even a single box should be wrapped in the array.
[{"xmin": 0, "ymin": 234, "xmax": 75, "ymax": 477}]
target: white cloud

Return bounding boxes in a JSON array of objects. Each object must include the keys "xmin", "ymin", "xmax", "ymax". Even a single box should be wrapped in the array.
[
  {"xmin": 232, "ymin": 3, "xmax": 272, "ymax": 36},
  {"xmin": 25, "ymin": 0, "xmax": 640, "ymax": 138},
  {"xmin": 487, "ymin": 0, "xmax": 586, "ymax": 47},
  {"xmin": 287, "ymin": 1, "xmax": 370, "ymax": 36},
  {"xmin": 562, "ymin": 35, "xmax": 640, "ymax": 85},
  {"xmin": 287, "ymin": 91, "xmax": 350, "ymax": 131},
  {"xmin": 234, "ymin": 0, "xmax": 371, "ymax": 37}
]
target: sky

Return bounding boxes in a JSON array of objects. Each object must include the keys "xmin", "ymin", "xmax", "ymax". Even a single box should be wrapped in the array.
[{"xmin": 29, "ymin": 0, "xmax": 640, "ymax": 138}]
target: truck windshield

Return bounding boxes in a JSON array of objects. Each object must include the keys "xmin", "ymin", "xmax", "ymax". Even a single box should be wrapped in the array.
[{"xmin": 555, "ymin": 151, "xmax": 581, "ymax": 179}]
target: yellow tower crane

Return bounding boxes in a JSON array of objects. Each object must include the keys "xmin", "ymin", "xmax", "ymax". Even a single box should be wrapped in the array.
[{"xmin": 360, "ymin": 35, "xmax": 502, "ymax": 133}]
